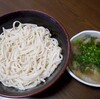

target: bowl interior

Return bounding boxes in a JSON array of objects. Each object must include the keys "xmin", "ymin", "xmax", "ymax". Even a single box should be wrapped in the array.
[
  {"xmin": 0, "ymin": 11, "xmax": 70, "ymax": 97},
  {"xmin": 71, "ymin": 30, "xmax": 100, "ymax": 41},
  {"xmin": 68, "ymin": 30, "xmax": 100, "ymax": 87}
]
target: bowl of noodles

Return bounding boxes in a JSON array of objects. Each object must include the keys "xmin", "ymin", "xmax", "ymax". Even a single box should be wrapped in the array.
[
  {"xmin": 67, "ymin": 30, "xmax": 100, "ymax": 87},
  {"xmin": 0, "ymin": 10, "xmax": 70, "ymax": 97}
]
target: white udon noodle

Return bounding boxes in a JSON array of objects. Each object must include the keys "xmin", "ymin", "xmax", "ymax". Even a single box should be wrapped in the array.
[{"xmin": 0, "ymin": 21, "xmax": 63, "ymax": 90}]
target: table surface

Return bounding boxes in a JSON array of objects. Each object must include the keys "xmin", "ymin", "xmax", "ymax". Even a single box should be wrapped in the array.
[{"xmin": 0, "ymin": 0, "xmax": 100, "ymax": 99}]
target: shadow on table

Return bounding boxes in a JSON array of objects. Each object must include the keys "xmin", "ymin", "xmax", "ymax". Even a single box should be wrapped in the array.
[{"xmin": 29, "ymin": 70, "xmax": 72, "ymax": 98}]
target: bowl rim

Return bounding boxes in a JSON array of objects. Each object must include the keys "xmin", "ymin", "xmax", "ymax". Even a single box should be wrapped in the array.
[
  {"xmin": 67, "ymin": 30, "xmax": 100, "ymax": 87},
  {"xmin": 0, "ymin": 10, "xmax": 71, "ymax": 98}
]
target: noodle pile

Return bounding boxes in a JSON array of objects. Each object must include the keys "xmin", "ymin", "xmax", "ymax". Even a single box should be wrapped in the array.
[{"xmin": 0, "ymin": 21, "xmax": 63, "ymax": 90}]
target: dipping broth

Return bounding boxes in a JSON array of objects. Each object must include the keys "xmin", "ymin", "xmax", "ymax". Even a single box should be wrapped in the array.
[{"xmin": 71, "ymin": 35, "xmax": 100, "ymax": 84}]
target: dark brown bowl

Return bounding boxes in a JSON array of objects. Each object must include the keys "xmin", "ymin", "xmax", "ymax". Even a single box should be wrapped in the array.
[{"xmin": 0, "ymin": 10, "xmax": 70, "ymax": 98}]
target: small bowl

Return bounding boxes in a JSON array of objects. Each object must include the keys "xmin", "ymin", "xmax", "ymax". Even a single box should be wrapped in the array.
[
  {"xmin": 67, "ymin": 30, "xmax": 100, "ymax": 87},
  {"xmin": 0, "ymin": 10, "xmax": 70, "ymax": 98}
]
